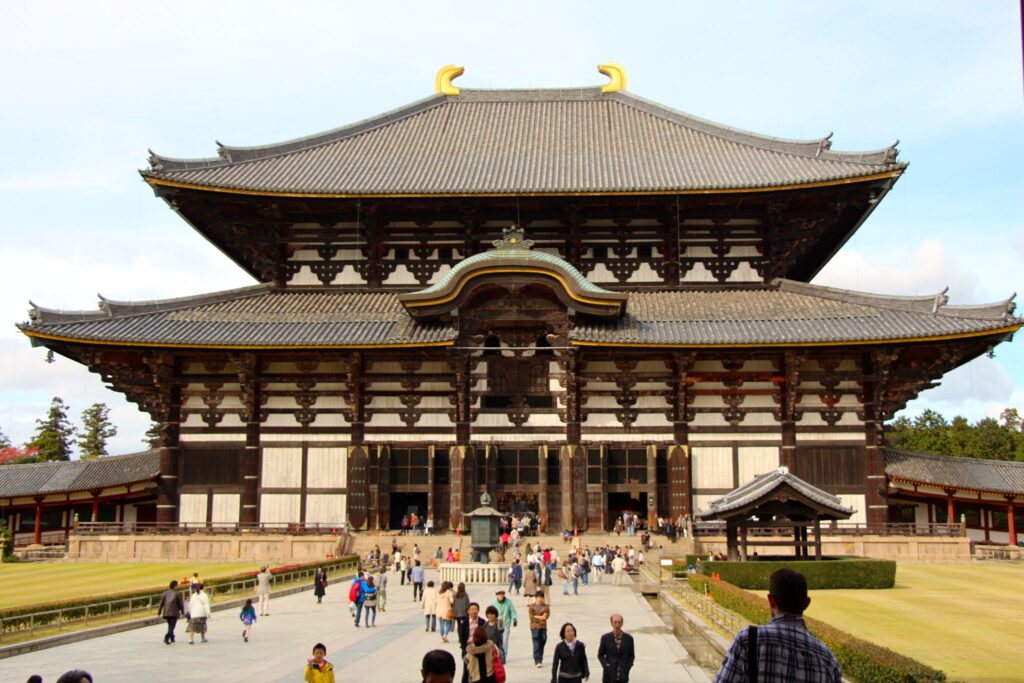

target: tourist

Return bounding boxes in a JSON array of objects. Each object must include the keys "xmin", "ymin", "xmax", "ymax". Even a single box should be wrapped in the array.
[
  {"xmin": 551, "ymin": 622, "xmax": 590, "ymax": 683},
  {"xmin": 490, "ymin": 588, "xmax": 517, "ymax": 662},
  {"xmin": 55, "ymin": 672, "xmax": 92, "ymax": 683},
  {"xmin": 571, "ymin": 560, "xmax": 583, "ymax": 594},
  {"xmin": 437, "ymin": 580, "xmax": 456, "ymax": 643},
  {"xmin": 422, "ymin": 649, "xmax": 457, "ymax": 683},
  {"xmin": 412, "ymin": 559, "xmax": 426, "ymax": 600},
  {"xmin": 508, "ymin": 558, "xmax": 523, "ymax": 595},
  {"xmin": 423, "ymin": 580, "xmax": 438, "ymax": 631},
  {"xmin": 592, "ymin": 552, "xmax": 605, "ymax": 583},
  {"xmin": 304, "ymin": 642, "xmax": 335, "ymax": 683},
  {"xmin": 559, "ymin": 561, "xmax": 572, "ymax": 596},
  {"xmin": 256, "ymin": 566, "xmax": 272, "ymax": 616},
  {"xmin": 483, "ymin": 605, "xmax": 505, "ymax": 662},
  {"xmin": 714, "ymin": 568, "xmax": 841, "ymax": 682},
  {"xmin": 426, "ymin": 516, "xmax": 434, "ymax": 536},
  {"xmin": 447, "ymin": 547, "xmax": 456, "ymax": 563},
  {"xmin": 459, "ymin": 601, "xmax": 488, "ymax": 681},
  {"xmin": 314, "ymin": 566, "xmax": 327, "ymax": 604},
  {"xmin": 157, "ymin": 579, "xmax": 185, "ymax": 644},
  {"xmin": 361, "ymin": 576, "xmax": 379, "ymax": 627},
  {"xmin": 540, "ymin": 561, "xmax": 554, "ymax": 602},
  {"xmin": 464, "ymin": 625, "xmax": 504, "ymax": 683},
  {"xmin": 453, "ymin": 582, "xmax": 471, "ymax": 650},
  {"xmin": 376, "ymin": 566, "xmax": 389, "ymax": 612},
  {"xmin": 185, "ymin": 583, "xmax": 211, "ymax": 644},
  {"xmin": 400, "ymin": 555, "xmax": 409, "ymax": 585},
  {"xmin": 27, "ymin": 675, "xmax": 42, "ymax": 683},
  {"xmin": 190, "ymin": 572, "xmax": 201, "ymax": 589},
  {"xmin": 611, "ymin": 554, "xmax": 627, "ymax": 585},
  {"xmin": 523, "ymin": 561, "xmax": 538, "ymax": 599},
  {"xmin": 528, "ymin": 590, "xmax": 551, "ymax": 667},
  {"xmin": 598, "ymin": 614, "xmax": 635, "ymax": 683},
  {"xmin": 239, "ymin": 597, "xmax": 256, "ymax": 642},
  {"xmin": 351, "ymin": 572, "xmax": 367, "ymax": 626}
]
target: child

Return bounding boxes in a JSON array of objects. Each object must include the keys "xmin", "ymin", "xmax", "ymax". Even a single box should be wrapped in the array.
[
  {"xmin": 239, "ymin": 598, "xmax": 256, "ymax": 642},
  {"xmin": 304, "ymin": 642, "xmax": 335, "ymax": 683}
]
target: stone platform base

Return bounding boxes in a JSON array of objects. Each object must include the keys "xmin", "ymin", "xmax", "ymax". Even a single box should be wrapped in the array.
[
  {"xmin": 694, "ymin": 534, "xmax": 972, "ymax": 562},
  {"xmin": 67, "ymin": 533, "xmax": 348, "ymax": 563}
]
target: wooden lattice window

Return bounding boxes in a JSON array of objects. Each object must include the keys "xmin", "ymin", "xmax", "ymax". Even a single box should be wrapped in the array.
[
  {"xmin": 607, "ymin": 448, "xmax": 647, "ymax": 485},
  {"xmin": 390, "ymin": 448, "xmax": 429, "ymax": 485}
]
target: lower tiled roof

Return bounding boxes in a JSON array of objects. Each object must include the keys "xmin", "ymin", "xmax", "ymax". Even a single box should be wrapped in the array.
[
  {"xmin": 0, "ymin": 451, "xmax": 159, "ymax": 498},
  {"xmin": 885, "ymin": 448, "xmax": 1024, "ymax": 495},
  {"xmin": 697, "ymin": 466, "xmax": 854, "ymax": 519}
]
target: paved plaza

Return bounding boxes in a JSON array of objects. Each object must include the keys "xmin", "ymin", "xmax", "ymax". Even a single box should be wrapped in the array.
[{"xmin": 0, "ymin": 569, "xmax": 711, "ymax": 682}]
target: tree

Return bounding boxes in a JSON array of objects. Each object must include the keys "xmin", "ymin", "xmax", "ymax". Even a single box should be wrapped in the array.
[
  {"xmin": 79, "ymin": 403, "xmax": 118, "ymax": 458},
  {"xmin": 144, "ymin": 421, "xmax": 162, "ymax": 448},
  {"xmin": 27, "ymin": 397, "xmax": 76, "ymax": 461},
  {"xmin": 0, "ymin": 427, "xmax": 10, "ymax": 449},
  {"xmin": 0, "ymin": 446, "xmax": 41, "ymax": 465}
]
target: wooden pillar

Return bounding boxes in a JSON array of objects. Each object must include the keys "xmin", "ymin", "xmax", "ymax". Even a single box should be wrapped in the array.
[
  {"xmin": 559, "ymin": 446, "xmax": 574, "ymax": 532},
  {"xmin": 236, "ymin": 352, "xmax": 261, "ymax": 526},
  {"xmin": 427, "ymin": 446, "xmax": 436, "ymax": 524},
  {"xmin": 33, "ymin": 499, "xmax": 43, "ymax": 545},
  {"xmin": 155, "ymin": 383, "xmax": 182, "ymax": 525},
  {"xmin": 946, "ymin": 492, "xmax": 956, "ymax": 528},
  {"xmin": 485, "ymin": 445, "xmax": 498, "ymax": 499},
  {"xmin": 725, "ymin": 522, "xmax": 738, "ymax": 561},
  {"xmin": 739, "ymin": 525, "xmax": 747, "ymax": 561},
  {"xmin": 1007, "ymin": 497, "xmax": 1017, "ymax": 547},
  {"xmin": 814, "ymin": 518, "xmax": 822, "ymax": 560},
  {"xmin": 646, "ymin": 445, "xmax": 658, "ymax": 529},
  {"xmin": 669, "ymin": 353, "xmax": 694, "ymax": 517},
  {"xmin": 90, "ymin": 495, "xmax": 100, "ymax": 522},
  {"xmin": 572, "ymin": 445, "xmax": 587, "ymax": 531},
  {"xmin": 449, "ymin": 445, "xmax": 476, "ymax": 532},
  {"xmin": 667, "ymin": 445, "xmax": 691, "ymax": 520},
  {"xmin": 538, "ymin": 445, "xmax": 549, "ymax": 531},
  {"xmin": 377, "ymin": 446, "xmax": 390, "ymax": 530}
]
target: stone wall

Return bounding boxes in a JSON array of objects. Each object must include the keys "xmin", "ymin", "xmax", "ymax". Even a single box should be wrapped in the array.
[{"xmin": 68, "ymin": 533, "xmax": 347, "ymax": 563}]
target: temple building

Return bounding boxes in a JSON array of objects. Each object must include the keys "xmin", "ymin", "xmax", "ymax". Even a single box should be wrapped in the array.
[{"xmin": 16, "ymin": 65, "xmax": 1021, "ymax": 541}]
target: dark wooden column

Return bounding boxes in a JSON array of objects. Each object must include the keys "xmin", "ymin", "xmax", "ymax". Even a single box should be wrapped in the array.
[
  {"xmin": 538, "ymin": 445, "xmax": 549, "ymax": 531},
  {"xmin": 448, "ymin": 351, "xmax": 475, "ymax": 530},
  {"xmin": 776, "ymin": 351, "xmax": 802, "ymax": 472},
  {"xmin": 862, "ymin": 350, "xmax": 892, "ymax": 528},
  {"xmin": 235, "ymin": 352, "xmax": 261, "ymax": 526},
  {"xmin": 427, "ymin": 446, "xmax": 436, "ymax": 524},
  {"xmin": 345, "ymin": 352, "xmax": 369, "ymax": 530},
  {"xmin": 484, "ymin": 445, "xmax": 498, "ymax": 498},
  {"xmin": 646, "ymin": 445, "xmax": 658, "ymax": 528},
  {"xmin": 668, "ymin": 353, "xmax": 694, "ymax": 518},
  {"xmin": 377, "ymin": 446, "xmax": 391, "ymax": 530},
  {"xmin": 559, "ymin": 445, "xmax": 574, "ymax": 531},
  {"xmin": 151, "ymin": 355, "xmax": 181, "ymax": 525},
  {"xmin": 33, "ymin": 498, "xmax": 43, "ymax": 545},
  {"xmin": 572, "ymin": 445, "xmax": 587, "ymax": 530}
]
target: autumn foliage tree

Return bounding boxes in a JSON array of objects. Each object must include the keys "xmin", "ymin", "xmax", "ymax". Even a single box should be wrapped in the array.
[{"xmin": 79, "ymin": 403, "xmax": 118, "ymax": 458}]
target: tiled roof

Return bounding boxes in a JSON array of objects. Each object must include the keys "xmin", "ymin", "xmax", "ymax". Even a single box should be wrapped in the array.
[
  {"xmin": 23, "ymin": 286, "xmax": 456, "ymax": 348},
  {"xmin": 697, "ymin": 466, "xmax": 855, "ymax": 519},
  {"xmin": 885, "ymin": 448, "xmax": 1024, "ymax": 495},
  {"xmin": 572, "ymin": 280, "xmax": 1018, "ymax": 346},
  {"xmin": 0, "ymin": 451, "xmax": 159, "ymax": 498},
  {"xmin": 21, "ymin": 280, "xmax": 1017, "ymax": 349},
  {"xmin": 143, "ymin": 88, "xmax": 904, "ymax": 195}
]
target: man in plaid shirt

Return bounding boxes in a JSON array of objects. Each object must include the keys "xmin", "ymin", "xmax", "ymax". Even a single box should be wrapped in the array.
[{"xmin": 715, "ymin": 568, "xmax": 841, "ymax": 682}]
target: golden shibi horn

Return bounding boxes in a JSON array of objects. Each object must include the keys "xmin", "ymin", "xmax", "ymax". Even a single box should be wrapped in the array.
[
  {"xmin": 435, "ymin": 65, "xmax": 465, "ymax": 95},
  {"xmin": 598, "ymin": 63, "xmax": 627, "ymax": 93}
]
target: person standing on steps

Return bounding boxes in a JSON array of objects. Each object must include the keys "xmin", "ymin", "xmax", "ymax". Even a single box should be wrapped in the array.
[
  {"xmin": 528, "ymin": 590, "xmax": 551, "ymax": 668},
  {"xmin": 255, "ymin": 566, "xmax": 272, "ymax": 616},
  {"xmin": 157, "ymin": 579, "xmax": 185, "ymax": 644},
  {"xmin": 597, "ymin": 614, "xmax": 635, "ymax": 683}
]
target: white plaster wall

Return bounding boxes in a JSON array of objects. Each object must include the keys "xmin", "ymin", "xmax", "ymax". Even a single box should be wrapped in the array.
[
  {"xmin": 305, "ymin": 494, "xmax": 347, "ymax": 525},
  {"xmin": 262, "ymin": 448, "xmax": 303, "ymax": 487},
  {"xmin": 384, "ymin": 265, "xmax": 420, "ymax": 286},
  {"xmin": 260, "ymin": 494, "xmax": 301, "ymax": 525},
  {"xmin": 737, "ymin": 446, "xmax": 779, "ymax": 484},
  {"xmin": 692, "ymin": 494, "xmax": 719, "ymax": 515},
  {"xmin": 692, "ymin": 446, "xmax": 733, "ymax": 489},
  {"xmin": 837, "ymin": 494, "xmax": 866, "ymax": 525},
  {"xmin": 179, "ymin": 494, "xmax": 207, "ymax": 526},
  {"xmin": 211, "ymin": 493, "xmax": 240, "ymax": 524},
  {"xmin": 179, "ymin": 434, "xmax": 246, "ymax": 443},
  {"xmin": 307, "ymin": 447, "xmax": 347, "ymax": 488}
]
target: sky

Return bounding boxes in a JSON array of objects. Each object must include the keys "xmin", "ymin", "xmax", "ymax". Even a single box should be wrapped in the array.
[{"xmin": 1, "ymin": 1, "xmax": 1021, "ymax": 457}]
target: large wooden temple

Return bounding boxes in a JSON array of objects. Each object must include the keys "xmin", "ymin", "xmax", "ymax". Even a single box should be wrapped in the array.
[{"xmin": 19, "ymin": 65, "xmax": 1020, "ymax": 535}]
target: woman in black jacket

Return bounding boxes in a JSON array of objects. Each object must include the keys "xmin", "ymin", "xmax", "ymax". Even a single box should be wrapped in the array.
[{"xmin": 551, "ymin": 622, "xmax": 590, "ymax": 683}]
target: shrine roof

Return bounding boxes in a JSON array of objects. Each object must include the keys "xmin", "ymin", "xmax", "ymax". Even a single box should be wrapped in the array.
[
  {"xmin": 142, "ymin": 86, "xmax": 904, "ymax": 196},
  {"xmin": 0, "ymin": 450, "xmax": 159, "ymax": 498},
  {"xmin": 885, "ymin": 448, "xmax": 1024, "ymax": 496},
  {"xmin": 696, "ymin": 466, "xmax": 855, "ymax": 520},
  {"xmin": 19, "ymin": 280, "xmax": 1018, "ymax": 349}
]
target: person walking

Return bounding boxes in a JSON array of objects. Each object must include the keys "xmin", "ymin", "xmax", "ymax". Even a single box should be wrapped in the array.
[
  {"xmin": 422, "ymin": 580, "xmax": 438, "ymax": 632},
  {"xmin": 314, "ymin": 566, "xmax": 327, "ymax": 604},
  {"xmin": 376, "ymin": 567, "xmax": 389, "ymax": 612},
  {"xmin": 528, "ymin": 590, "xmax": 551, "ymax": 668},
  {"xmin": 453, "ymin": 582, "xmax": 471, "ymax": 651},
  {"xmin": 464, "ymin": 625, "xmax": 504, "ymax": 683},
  {"xmin": 351, "ymin": 573, "xmax": 367, "ymax": 626},
  {"xmin": 361, "ymin": 576, "xmax": 379, "ymax": 627},
  {"xmin": 523, "ymin": 562, "xmax": 538, "ymax": 600},
  {"xmin": 715, "ymin": 568, "xmax": 841, "ymax": 682},
  {"xmin": 256, "ymin": 566, "xmax": 272, "ymax": 616},
  {"xmin": 508, "ymin": 559, "xmax": 523, "ymax": 595},
  {"xmin": 598, "ymin": 614, "xmax": 635, "ymax": 683},
  {"xmin": 239, "ymin": 598, "xmax": 256, "ymax": 642},
  {"xmin": 490, "ymin": 589, "xmax": 517, "ymax": 663},
  {"xmin": 483, "ymin": 606, "xmax": 505, "ymax": 663},
  {"xmin": 560, "ymin": 561, "xmax": 572, "ymax": 596},
  {"xmin": 551, "ymin": 622, "xmax": 590, "ymax": 683},
  {"xmin": 459, "ymin": 602, "xmax": 488, "ymax": 683},
  {"xmin": 412, "ymin": 559, "xmax": 426, "ymax": 601},
  {"xmin": 436, "ymin": 580, "xmax": 456, "ymax": 643},
  {"xmin": 611, "ymin": 554, "xmax": 627, "ymax": 586},
  {"xmin": 157, "ymin": 580, "xmax": 185, "ymax": 644},
  {"xmin": 185, "ymin": 583, "xmax": 211, "ymax": 644}
]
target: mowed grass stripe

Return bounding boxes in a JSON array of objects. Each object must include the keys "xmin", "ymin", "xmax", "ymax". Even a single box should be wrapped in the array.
[
  {"xmin": 0, "ymin": 563, "xmax": 254, "ymax": 610},
  {"xmin": 808, "ymin": 563, "xmax": 1024, "ymax": 683}
]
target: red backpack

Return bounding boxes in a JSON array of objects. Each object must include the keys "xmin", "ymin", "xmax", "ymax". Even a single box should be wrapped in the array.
[{"xmin": 348, "ymin": 580, "xmax": 362, "ymax": 602}]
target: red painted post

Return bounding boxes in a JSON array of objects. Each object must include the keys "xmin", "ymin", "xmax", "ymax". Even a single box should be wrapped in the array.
[
  {"xmin": 91, "ymin": 497, "xmax": 100, "ymax": 522},
  {"xmin": 1007, "ymin": 498, "xmax": 1017, "ymax": 547},
  {"xmin": 33, "ymin": 502, "xmax": 43, "ymax": 545}
]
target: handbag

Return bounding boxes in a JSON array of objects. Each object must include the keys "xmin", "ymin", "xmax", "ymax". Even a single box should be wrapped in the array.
[
  {"xmin": 492, "ymin": 645, "xmax": 506, "ymax": 683},
  {"xmin": 446, "ymin": 608, "xmax": 455, "ymax": 620}
]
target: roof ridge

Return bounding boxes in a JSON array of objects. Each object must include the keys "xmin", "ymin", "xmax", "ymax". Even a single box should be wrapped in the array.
[{"xmin": 885, "ymin": 446, "xmax": 1024, "ymax": 469}]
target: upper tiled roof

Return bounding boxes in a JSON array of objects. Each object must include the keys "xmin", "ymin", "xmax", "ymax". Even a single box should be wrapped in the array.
[
  {"xmin": 0, "ymin": 451, "xmax": 159, "ymax": 499},
  {"xmin": 571, "ymin": 280, "xmax": 1019, "ymax": 346},
  {"xmin": 697, "ymin": 466, "xmax": 855, "ymax": 519},
  {"xmin": 20, "ymin": 280, "xmax": 1018, "ymax": 349},
  {"xmin": 885, "ymin": 448, "xmax": 1024, "ymax": 495},
  {"xmin": 142, "ymin": 88, "xmax": 904, "ymax": 195}
]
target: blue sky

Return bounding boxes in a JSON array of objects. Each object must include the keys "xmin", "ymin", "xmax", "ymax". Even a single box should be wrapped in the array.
[{"xmin": 1, "ymin": 1, "xmax": 1021, "ymax": 455}]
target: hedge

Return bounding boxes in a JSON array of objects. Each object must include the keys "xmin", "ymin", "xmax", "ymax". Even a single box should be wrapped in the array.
[
  {"xmin": 686, "ymin": 573, "xmax": 946, "ymax": 682},
  {"xmin": 0, "ymin": 555, "xmax": 358, "ymax": 634},
  {"xmin": 678, "ymin": 557, "xmax": 896, "ymax": 590}
]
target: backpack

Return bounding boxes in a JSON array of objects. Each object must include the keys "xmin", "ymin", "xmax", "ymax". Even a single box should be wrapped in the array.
[{"xmin": 348, "ymin": 581, "xmax": 362, "ymax": 602}]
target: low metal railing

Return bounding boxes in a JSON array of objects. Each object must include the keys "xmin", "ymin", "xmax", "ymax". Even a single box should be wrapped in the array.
[
  {"xmin": 0, "ymin": 558, "xmax": 357, "ymax": 643},
  {"xmin": 662, "ymin": 578, "xmax": 747, "ymax": 636}
]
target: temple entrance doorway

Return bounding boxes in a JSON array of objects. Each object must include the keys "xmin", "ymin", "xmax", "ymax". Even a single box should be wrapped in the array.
[
  {"xmin": 496, "ymin": 491, "xmax": 539, "ymax": 516},
  {"xmin": 607, "ymin": 492, "xmax": 647, "ymax": 530},
  {"xmin": 389, "ymin": 492, "xmax": 428, "ymax": 529}
]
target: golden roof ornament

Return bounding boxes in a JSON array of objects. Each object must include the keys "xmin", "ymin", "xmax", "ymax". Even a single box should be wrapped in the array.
[
  {"xmin": 435, "ymin": 65, "xmax": 464, "ymax": 95},
  {"xmin": 494, "ymin": 225, "xmax": 533, "ymax": 250},
  {"xmin": 598, "ymin": 63, "xmax": 627, "ymax": 93}
]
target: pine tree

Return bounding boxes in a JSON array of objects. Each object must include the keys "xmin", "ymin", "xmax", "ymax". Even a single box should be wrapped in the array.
[
  {"xmin": 79, "ymin": 403, "xmax": 118, "ymax": 458},
  {"xmin": 0, "ymin": 427, "xmax": 11, "ymax": 449},
  {"xmin": 27, "ymin": 397, "xmax": 77, "ymax": 461},
  {"xmin": 144, "ymin": 421, "xmax": 162, "ymax": 448}
]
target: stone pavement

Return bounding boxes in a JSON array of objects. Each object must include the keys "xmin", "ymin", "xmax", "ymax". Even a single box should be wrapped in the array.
[{"xmin": 0, "ymin": 570, "xmax": 711, "ymax": 682}]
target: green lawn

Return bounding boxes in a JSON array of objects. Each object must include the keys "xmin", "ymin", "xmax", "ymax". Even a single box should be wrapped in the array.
[
  {"xmin": 0, "ymin": 563, "xmax": 254, "ymax": 610},
  {"xmin": 807, "ymin": 563, "xmax": 1024, "ymax": 683}
]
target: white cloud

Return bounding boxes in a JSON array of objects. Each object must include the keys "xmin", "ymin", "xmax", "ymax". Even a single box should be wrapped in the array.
[{"xmin": 899, "ymin": 356, "xmax": 1016, "ymax": 422}]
